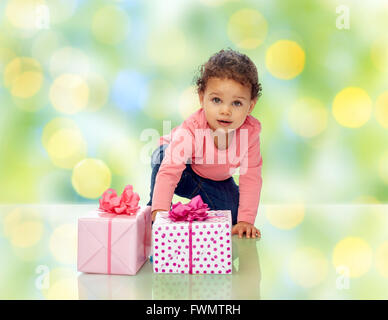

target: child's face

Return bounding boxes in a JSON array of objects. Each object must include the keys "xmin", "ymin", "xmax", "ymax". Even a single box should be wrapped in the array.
[{"xmin": 198, "ymin": 77, "xmax": 257, "ymax": 133}]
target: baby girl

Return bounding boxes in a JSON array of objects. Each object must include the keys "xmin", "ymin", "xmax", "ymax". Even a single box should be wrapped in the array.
[{"xmin": 147, "ymin": 49, "xmax": 263, "ymax": 239}]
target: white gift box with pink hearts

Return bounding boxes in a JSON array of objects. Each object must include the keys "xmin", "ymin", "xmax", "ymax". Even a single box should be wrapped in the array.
[{"xmin": 152, "ymin": 210, "xmax": 232, "ymax": 274}]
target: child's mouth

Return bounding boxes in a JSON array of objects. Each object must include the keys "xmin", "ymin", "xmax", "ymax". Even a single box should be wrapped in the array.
[{"xmin": 217, "ymin": 120, "xmax": 233, "ymax": 127}]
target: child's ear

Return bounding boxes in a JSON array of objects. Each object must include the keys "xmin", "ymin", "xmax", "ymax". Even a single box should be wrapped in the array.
[
  {"xmin": 198, "ymin": 92, "xmax": 204, "ymax": 107},
  {"xmin": 248, "ymin": 98, "xmax": 257, "ymax": 114}
]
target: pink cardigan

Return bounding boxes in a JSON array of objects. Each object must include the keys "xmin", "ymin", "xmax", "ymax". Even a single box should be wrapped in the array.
[{"xmin": 151, "ymin": 108, "xmax": 263, "ymax": 225}]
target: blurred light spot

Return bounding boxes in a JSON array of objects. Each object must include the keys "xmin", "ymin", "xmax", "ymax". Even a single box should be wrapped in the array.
[
  {"xmin": 42, "ymin": 117, "xmax": 78, "ymax": 148},
  {"xmin": 310, "ymin": 144, "xmax": 356, "ymax": 198},
  {"xmin": 41, "ymin": 267, "xmax": 78, "ymax": 299},
  {"xmin": 31, "ymin": 31, "xmax": 66, "ymax": 67},
  {"xmin": 71, "ymin": 158, "xmax": 112, "ymax": 198},
  {"xmin": 85, "ymin": 73, "xmax": 110, "ymax": 111},
  {"xmin": 0, "ymin": 47, "xmax": 16, "ymax": 75},
  {"xmin": 49, "ymin": 73, "xmax": 89, "ymax": 114},
  {"xmin": 332, "ymin": 87, "xmax": 372, "ymax": 128},
  {"xmin": 4, "ymin": 57, "xmax": 43, "ymax": 98},
  {"xmin": 178, "ymin": 86, "xmax": 200, "ymax": 120},
  {"xmin": 147, "ymin": 28, "xmax": 187, "ymax": 67},
  {"xmin": 378, "ymin": 151, "xmax": 388, "ymax": 184},
  {"xmin": 287, "ymin": 247, "xmax": 328, "ymax": 288},
  {"xmin": 3, "ymin": 207, "xmax": 42, "ymax": 237},
  {"xmin": 375, "ymin": 91, "xmax": 388, "ymax": 128},
  {"xmin": 227, "ymin": 9, "xmax": 268, "ymax": 49},
  {"xmin": 10, "ymin": 221, "xmax": 43, "ymax": 248},
  {"xmin": 49, "ymin": 224, "xmax": 77, "ymax": 264},
  {"xmin": 12, "ymin": 244, "xmax": 45, "ymax": 262},
  {"xmin": 352, "ymin": 195, "xmax": 380, "ymax": 204},
  {"xmin": 46, "ymin": 278, "xmax": 78, "ymax": 299},
  {"xmin": 5, "ymin": 0, "xmax": 45, "ymax": 30},
  {"xmin": 266, "ymin": 40, "xmax": 305, "ymax": 79},
  {"xmin": 12, "ymin": 71, "xmax": 43, "ymax": 98},
  {"xmin": 370, "ymin": 37, "xmax": 388, "ymax": 72},
  {"xmin": 112, "ymin": 70, "xmax": 148, "ymax": 111},
  {"xmin": 265, "ymin": 204, "xmax": 304, "ymax": 230},
  {"xmin": 46, "ymin": 128, "xmax": 87, "ymax": 169},
  {"xmin": 3, "ymin": 208, "xmax": 44, "ymax": 261},
  {"xmin": 45, "ymin": 0, "xmax": 77, "ymax": 25},
  {"xmin": 12, "ymin": 87, "xmax": 48, "ymax": 113},
  {"xmin": 50, "ymin": 47, "xmax": 90, "ymax": 77},
  {"xmin": 3, "ymin": 209, "xmax": 22, "ymax": 238},
  {"xmin": 200, "ymin": 0, "xmax": 236, "ymax": 6},
  {"xmin": 376, "ymin": 241, "xmax": 388, "ymax": 278},
  {"xmin": 144, "ymin": 79, "xmax": 178, "ymax": 120},
  {"xmin": 145, "ymin": 0, "xmax": 187, "ymax": 27},
  {"xmin": 91, "ymin": 5, "xmax": 130, "ymax": 45},
  {"xmin": 332, "ymin": 237, "xmax": 372, "ymax": 278},
  {"xmin": 288, "ymin": 98, "xmax": 328, "ymax": 138}
]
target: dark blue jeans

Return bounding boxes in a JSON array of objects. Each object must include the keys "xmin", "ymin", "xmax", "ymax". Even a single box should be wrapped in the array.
[{"xmin": 147, "ymin": 144, "xmax": 239, "ymax": 225}]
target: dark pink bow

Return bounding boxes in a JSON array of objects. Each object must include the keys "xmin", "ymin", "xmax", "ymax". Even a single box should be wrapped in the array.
[
  {"xmin": 99, "ymin": 185, "xmax": 140, "ymax": 215},
  {"xmin": 168, "ymin": 195, "xmax": 210, "ymax": 222}
]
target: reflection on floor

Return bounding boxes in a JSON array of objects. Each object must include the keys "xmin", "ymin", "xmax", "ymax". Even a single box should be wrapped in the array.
[
  {"xmin": 1, "ymin": 204, "xmax": 387, "ymax": 299},
  {"xmin": 77, "ymin": 237, "xmax": 261, "ymax": 300}
]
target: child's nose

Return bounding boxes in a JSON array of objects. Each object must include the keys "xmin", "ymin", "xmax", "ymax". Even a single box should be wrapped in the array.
[{"xmin": 220, "ymin": 104, "xmax": 232, "ymax": 115}]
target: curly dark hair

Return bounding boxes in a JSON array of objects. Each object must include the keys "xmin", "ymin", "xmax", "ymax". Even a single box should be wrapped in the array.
[{"xmin": 193, "ymin": 48, "xmax": 262, "ymax": 100}]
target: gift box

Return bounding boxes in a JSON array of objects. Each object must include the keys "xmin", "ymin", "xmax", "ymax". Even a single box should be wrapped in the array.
[
  {"xmin": 152, "ymin": 196, "xmax": 232, "ymax": 274},
  {"xmin": 77, "ymin": 205, "xmax": 152, "ymax": 275}
]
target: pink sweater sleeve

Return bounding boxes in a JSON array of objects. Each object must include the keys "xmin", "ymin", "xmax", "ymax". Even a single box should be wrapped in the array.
[
  {"xmin": 237, "ymin": 127, "xmax": 263, "ymax": 225},
  {"xmin": 151, "ymin": 120, "xmax": 196, "ymax": 213}
]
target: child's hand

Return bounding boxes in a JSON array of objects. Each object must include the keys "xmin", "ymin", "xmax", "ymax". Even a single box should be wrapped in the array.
[{"xmin": 232, "ymin": 221, "xmax": 261, "ymax": 239}]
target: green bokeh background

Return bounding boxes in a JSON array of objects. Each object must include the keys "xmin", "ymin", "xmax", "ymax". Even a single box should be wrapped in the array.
[
  {"xmin": 0, "ymin": 0, "xmax": 387, "ymax": 205},
  {"xmin": 0, "ymin": 0, "xmax": 388, "ymax": 300}
]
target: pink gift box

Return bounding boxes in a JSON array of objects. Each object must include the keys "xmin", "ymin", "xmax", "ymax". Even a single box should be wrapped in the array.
[
  {"xmin": 78, "ymin": 205, "xmax": 152, "ymax": 275},
  {"xmin": 152, "ymin": 210, "xmax": 232, "ymax": 274}
]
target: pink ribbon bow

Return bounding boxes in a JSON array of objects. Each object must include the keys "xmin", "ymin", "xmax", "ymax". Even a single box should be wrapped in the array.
[
  {"xmin": 168, "ymin": 195, "xmax": 210, "ymax": 222},
  {"xmin": 99, "ymin": 185, "xmax": 140, "ymax": 215}
]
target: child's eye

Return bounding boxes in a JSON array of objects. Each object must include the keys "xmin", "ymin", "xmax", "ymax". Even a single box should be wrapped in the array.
[
  {"xmin": 233, "ymin": 101, "xmax": 242, "ymax": 107},
  {"xmin": 212, "ymin": 97, "xmax": 221, "ymax": 104}
]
